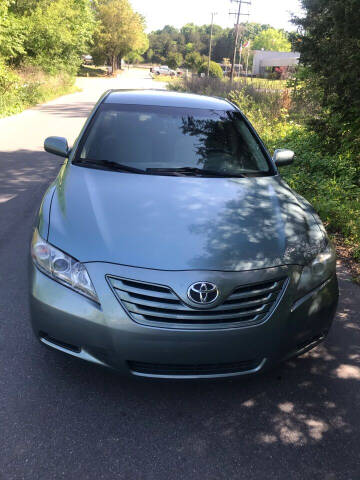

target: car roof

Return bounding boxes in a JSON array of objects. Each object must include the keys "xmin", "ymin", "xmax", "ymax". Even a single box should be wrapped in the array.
[{"xmin": 104, "ymin": 89, "xmax": 236, "ymax": 111}]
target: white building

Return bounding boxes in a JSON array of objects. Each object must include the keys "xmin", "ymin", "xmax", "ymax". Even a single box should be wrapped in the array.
[{"xmin": 252, "ymin": 51, "xmax": 300, "ymax": 76}]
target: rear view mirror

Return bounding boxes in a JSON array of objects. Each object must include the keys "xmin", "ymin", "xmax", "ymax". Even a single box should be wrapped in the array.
[
  {"xmin": 273, "ymin": 149, "xmax": 295, "ymax": 167},
  {"xmin": 44, "ymin": 136, "xmax": 70, "ymax": 158}
]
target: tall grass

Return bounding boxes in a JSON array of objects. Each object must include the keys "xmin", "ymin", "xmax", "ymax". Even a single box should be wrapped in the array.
[
  {"xmin": 0, "ymin": 65, "xmax": 77, "ymax": 117},
  {"xmin": 172, "ymin": 76, "xmax": 291, "ymax": 126}
]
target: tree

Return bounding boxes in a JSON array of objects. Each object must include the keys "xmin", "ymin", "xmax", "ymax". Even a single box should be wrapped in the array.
[
  {"xmin": 0, "ymin": 3, "xmax": 26, "ymax": 63},
  {"xmin": 8, "ymin": 0, "xmax": 41, "ymax": 15},
  {"xmin": 146, "ymin": 22, "xmax": 275, "ymax": 66},
  {"xmin": 180, "ymin": 23, "xmax": 204, "ymax": 51},
  {"xmin": 252, "ymin": 28, "xmax": 291, "ymax": 51},
  {"xmin": 199, "ymin": 61, "xmax": 223, "ymax": 78},
  {"xmin": 167, "ymin": 51, "xmax": 183, "ymax": 70},
  {"xmin": 125, "ymin": 51, "xmax": 143, "ymax": 64},
  {"xmin": 184, "ymin": 51, "xmax": 203, "ymax": 71},
  {"xmin": 291, "ymin": 0, "xmax": 360, "ymax": 153},
  {"xmin": 27, "ymin": 0, "xmax": 95, "ymax": 73},
  {"xmin": 92, "ymin": 0, "xmax": 148, "ymax": 72},
  {"xmin": 146, "ymin": 48, "xmax": 154, "ymax": 63},
  {"xmin": 1, "ymin": 0, "xmax": 95, "ymax": 73}
]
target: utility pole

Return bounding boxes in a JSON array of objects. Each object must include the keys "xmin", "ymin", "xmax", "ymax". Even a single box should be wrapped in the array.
[
  {"xmin": 238, "ymin": 42, "xmax": 243, "ymax": 74},
  {"xmin": 207, "ymin": 12, "xmax": 217, "ymax": 77},
  {"xmin": 229, "ymin": 0, "xmax": 251, "ymax": 83},
  {"xmin": 245, "ymin": 45, "xmax": 250, "ymax": 77}
]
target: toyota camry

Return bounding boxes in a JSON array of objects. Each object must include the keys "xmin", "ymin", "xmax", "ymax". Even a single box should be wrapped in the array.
[{"xmin": 29, "ymin": 90, "xmax": 339, "ymax": 379}]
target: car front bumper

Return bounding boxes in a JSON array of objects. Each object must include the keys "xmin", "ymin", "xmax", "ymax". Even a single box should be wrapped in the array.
[{"xmin": 29, "ymin": 262, "xmax": 339, "ymax": 379}]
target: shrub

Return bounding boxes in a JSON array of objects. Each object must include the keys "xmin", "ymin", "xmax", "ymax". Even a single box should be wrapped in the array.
[
  {"xmin": 198, "ymin": 61, "xmax": 223, "ymax": 78},
  {"xmin": 0, "ymin": 60, "xmax": 22, "ymax": 115},
  {"xmin": 0, "ymin": 60, "xmax": 20, "ymax": 95},
  {"xmin": 184, "ymin": 51, "xmax": 203, "ymax": 71},
  {"xmin": 0, "ymin": 64, "xmax": 76, "ymax": 117}
]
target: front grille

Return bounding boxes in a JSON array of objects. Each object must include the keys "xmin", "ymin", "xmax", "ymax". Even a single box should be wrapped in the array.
[
  {"xmin": 128, "ymin": 359, "xmax": 263, "ymax": 377},
  {"xmin": 108, "ymin": 276, "xmax": 287, "ymax": 329}
]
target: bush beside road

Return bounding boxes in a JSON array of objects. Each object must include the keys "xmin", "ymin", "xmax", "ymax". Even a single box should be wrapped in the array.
[{"xmin": 0, "ymin": 65, "xmax": 78, "ymax": 118}]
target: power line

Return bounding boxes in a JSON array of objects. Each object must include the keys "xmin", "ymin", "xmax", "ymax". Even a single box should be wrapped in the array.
[{"xmin": 229, "ymin": 0, "xmax": 251, "ymax": 83}]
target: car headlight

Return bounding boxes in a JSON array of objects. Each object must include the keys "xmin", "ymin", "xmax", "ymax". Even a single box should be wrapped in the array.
[
  {"xmin": 297, "ymin": 241, "xmax": 336, "ymax": 296},
  {"xmin": 31, "ymin": 229, "xmax": 99, "ymax": 303}
]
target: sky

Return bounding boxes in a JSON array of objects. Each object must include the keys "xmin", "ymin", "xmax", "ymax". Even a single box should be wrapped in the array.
[{"xmin": 131, "ymin": 0, "xmax": 304, "ymax": 32}]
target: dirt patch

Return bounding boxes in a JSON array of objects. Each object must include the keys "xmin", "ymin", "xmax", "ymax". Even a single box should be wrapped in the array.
[{"xmin": 334, "ymin": 235, "xmax": 360, "ymax": 284}]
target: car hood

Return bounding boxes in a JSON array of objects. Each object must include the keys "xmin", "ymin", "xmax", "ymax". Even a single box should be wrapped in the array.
[{"xmin": 48, "ymin": 164, "xmax": 325, "ymax": 271}]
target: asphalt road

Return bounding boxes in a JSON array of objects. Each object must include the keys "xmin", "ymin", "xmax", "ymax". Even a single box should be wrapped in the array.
[{"xmin": 1, "ymin": 68, "xmax": 360, "ymax": 480}]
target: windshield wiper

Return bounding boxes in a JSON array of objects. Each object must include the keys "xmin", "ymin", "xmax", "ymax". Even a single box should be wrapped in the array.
[
  {"xmin": 74, "ymin": 161, "xmax": 248, "ymax": 177},
  {"xmin": 146, "ymin": 167, "xmax": 247, "ymax": 178},
  {"xmin": 74, "ymin": 159, "xmax": 146, "ymax": 174}
]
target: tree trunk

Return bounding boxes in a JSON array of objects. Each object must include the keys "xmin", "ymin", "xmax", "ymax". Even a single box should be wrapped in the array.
[{"xmin": 111, "ymin": 54, "xmax": 117, "ymax": 74}]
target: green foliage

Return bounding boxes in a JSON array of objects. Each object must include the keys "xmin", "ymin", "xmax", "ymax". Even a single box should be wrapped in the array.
[
  {"xmin": 0, "ymin": 64, "xmax": 76, "ymax": 117},
  {"xmin": 0, "ymin": 0, "xmax": 95, "ymax": 115},
  {"xmin": 125, "ymin": 51, "xmax": 144, "ymax": 65},
  {"xmin": 166, "ymin": 51, "xmax": 183, "ymax": 69},
  {"xmin": 279, "ymin": 130, "xmax": 360, "ymax": 255},
  {"xmin": 0, "ymin": 58, "xmax": 20, "ymax": 95},
  {"xmin": 252, "ymin": 28, "xmax": 291, "ymax": 51},
  {"xmin": 198, "ymin": 61, "xmax": 223, "ymax": 78},
  {"xmin": 147, "ymin": 22, "xmax": 276, "ymax": 66},
  {"xmin": 1, "ymin": 0, "xmax": 95, "ymax": 74},
  {"xmin": 0, "ymin": 2, "xmax": 26, "ymax": 62},
  {"xmin": 92, "ymin": 0, "xmax": 148, "ymax": 71},
  {"xmin": 24, "ymin": 0, "xmax": 95, "ymax": 74},
  {"xmin": 185, "ymin": 42, "xmax": 194, "ymax": 54},
  {"xmin": 184, "ymin": 51, "xmax": 203, "ymax": 71},
  {"xmin": 77, "ymin": 65, "xmax": 107, "ymax": 77},
  {"xmin": 292, "ymin": 0, "xmax": 360, "ymax": 153},
  {"xmin": 146, "ymin": 48, "xmax": 154, "ymax": 62}
]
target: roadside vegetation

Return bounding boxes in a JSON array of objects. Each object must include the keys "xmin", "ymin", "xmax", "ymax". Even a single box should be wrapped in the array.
[
  {"xmin": 0, "ymin": 0, "xmax": 94, "ymax": 117},
  {"xmin": 0, "ymin": 0, "xmax": 147, "ymax": 117},
  {"xmin": 77, "ymin": 65, "xmax": 108, "ymax": 78},
  {"xmin": 0, "ymin": 64, "xmax": 78, "ymax": 116}
]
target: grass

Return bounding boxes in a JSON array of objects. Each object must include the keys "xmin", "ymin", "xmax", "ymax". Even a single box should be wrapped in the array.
[
  {"xmin": 233, "ymin": 77, "xmax": 288, "ymax": 90},
  {"xmin": 170, "ymin": 75, "xmax": 289, "ymax": 101},
  {"xmin": 152, "ymin": 74, "xmax": 180, "ymax": 83},
  {"xmin": 78, "ymin": 64, "xmax": 108, "ymax": 77},
  {"xmin": 156, "ymin": 73, "xmax": 287, "ymax": 91}
]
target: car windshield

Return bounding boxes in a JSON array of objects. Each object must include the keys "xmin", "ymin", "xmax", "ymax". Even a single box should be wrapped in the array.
[{"xmin": 76, "ymin": 104, "xmax": 271, "ymax": 177}]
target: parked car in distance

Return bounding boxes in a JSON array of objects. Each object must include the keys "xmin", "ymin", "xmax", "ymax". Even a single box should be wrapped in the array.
[
  {"xmin": 30, "ymin": 90, "xmax": 339, "ymax": 379},
  {"xmin": 81, "ymin": 54, "xmax": 93, "ymax": 65},
  {"xmin": 152, "ymin": 65, "xmax": 176, "ymax": 76}
]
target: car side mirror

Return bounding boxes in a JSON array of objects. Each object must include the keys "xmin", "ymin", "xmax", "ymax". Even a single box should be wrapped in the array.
[
  {"xmin": 44, "ymin": 136, "xmax": 70, "ymax": 158},
  {"xmin": 273, "ymin": 149, "xmax": 295, "ymax": 167}
]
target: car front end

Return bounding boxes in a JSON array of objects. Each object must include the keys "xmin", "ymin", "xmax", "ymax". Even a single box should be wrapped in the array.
[{"xmin": 30, "ymin": 247, "xmax": 338, "ymax": 378}]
